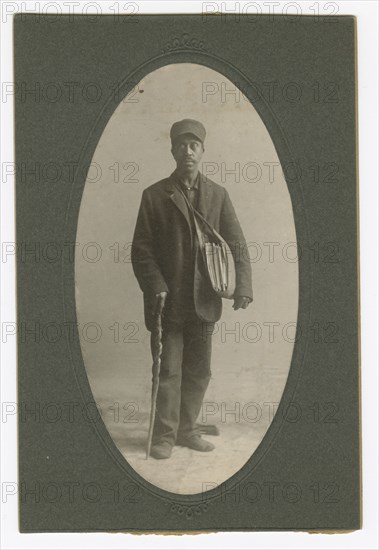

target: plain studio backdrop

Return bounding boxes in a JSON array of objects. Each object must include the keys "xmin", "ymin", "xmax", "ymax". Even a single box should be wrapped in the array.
[{"xmin": 75, "ymin": 63, "xmax": 298, "ymax": 494}]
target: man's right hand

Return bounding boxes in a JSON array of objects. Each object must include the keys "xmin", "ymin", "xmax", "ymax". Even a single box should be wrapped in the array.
[{"xmin": 152, "ymin": 291, "xmax": 168, "ymax": 316}]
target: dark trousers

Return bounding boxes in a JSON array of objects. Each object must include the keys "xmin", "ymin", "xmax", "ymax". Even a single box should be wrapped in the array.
[{"xmin": 151, "ymin": 305, "xmax": 215, "ymax": 446}]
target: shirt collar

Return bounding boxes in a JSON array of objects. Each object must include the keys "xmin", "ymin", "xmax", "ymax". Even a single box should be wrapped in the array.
[{"xmin": 172, "ymin": 170, "xmax": 200, "ymax": 191}]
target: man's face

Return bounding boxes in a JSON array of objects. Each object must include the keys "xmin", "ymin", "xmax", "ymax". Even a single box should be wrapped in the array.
[{"xmin": 171, "ymin": 133, "xmax": 204, "ymax": 175}]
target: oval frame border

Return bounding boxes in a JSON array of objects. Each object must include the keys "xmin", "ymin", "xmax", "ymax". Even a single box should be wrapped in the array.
[{"xmin": 62, "ymin": 47, "xmax": 312, "ymax": 510}]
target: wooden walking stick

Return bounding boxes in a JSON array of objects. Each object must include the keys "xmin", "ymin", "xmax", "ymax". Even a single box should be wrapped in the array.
[{"xmin": 146, "ymin": 294, "xmax": 165, "ymax": 460}]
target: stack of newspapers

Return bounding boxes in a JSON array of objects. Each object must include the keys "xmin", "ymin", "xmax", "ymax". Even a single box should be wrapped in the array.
[{"xmin": 204, "ymin": 241, "xmax": 229, "ymax": 292}]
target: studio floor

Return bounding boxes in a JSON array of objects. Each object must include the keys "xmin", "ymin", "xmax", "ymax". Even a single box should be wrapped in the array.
[{"xmin": 90, "ymin": 355, "xmax": 288, "ymax": 494}]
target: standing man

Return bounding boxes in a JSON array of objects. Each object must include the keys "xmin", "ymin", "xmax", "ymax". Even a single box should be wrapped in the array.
[{"xmin": 131, "ymin": 119, "xmax": 253, "ymax": 459}]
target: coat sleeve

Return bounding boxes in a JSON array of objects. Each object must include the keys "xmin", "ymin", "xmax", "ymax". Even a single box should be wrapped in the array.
[
  {"xmin": 131, "ymin": 189, "xmax": 169, "ymax": 297},
  {"xmin": 219, "ymin": 188, "xmax": 253, "ymax": 301}
]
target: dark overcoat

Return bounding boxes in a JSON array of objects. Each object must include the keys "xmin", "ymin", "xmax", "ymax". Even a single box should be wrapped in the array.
[{"xmin": 131, "ymin": 171, "xmax": 253, "ymax": 331}]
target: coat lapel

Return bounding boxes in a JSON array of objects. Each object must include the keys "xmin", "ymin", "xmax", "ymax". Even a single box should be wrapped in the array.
[
  {"xmin": 168, "ymin": 171, "xmax": 213, "ymax": 224},
  {"xmin": 197, "ymin": 172, "xmax": 213, "ymax": 218},
  {"xmin": 168, "ymin": 175, "xmax": 192, "ymax": 231}
]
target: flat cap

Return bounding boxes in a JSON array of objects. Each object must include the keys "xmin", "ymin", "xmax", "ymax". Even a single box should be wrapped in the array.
[{"xmin": 170, "ymin": 119, "xmax": 206, "ymax": 144}]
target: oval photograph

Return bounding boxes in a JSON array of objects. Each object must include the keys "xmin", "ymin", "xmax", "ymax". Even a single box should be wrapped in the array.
[{"xmin": 75, "ymin": 63, "xmax": 299, "ymax": 495}]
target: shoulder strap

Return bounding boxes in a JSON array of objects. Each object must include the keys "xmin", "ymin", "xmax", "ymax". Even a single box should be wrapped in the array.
[{"xmin": 176, "ymin": 184, "xmax": 226, "ymax": 245}]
